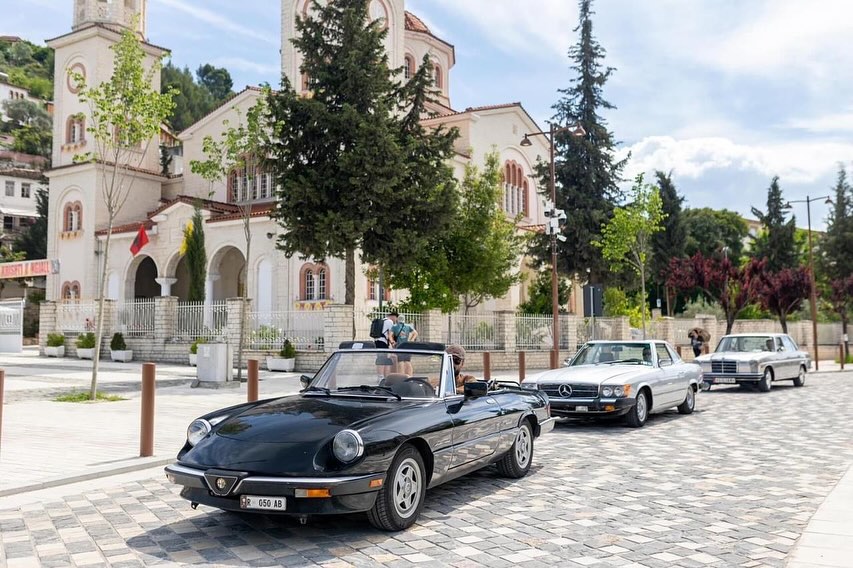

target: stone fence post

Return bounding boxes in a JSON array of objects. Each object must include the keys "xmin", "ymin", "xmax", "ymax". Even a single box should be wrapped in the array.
[
  {"xmin": 563, "ymin": 314, "xmax": 580, "ymax": 353},
  {"xmin": 154, "ymin": 296, "xmax": 178, "ymax": 343},
  {"xmin": 616, "ymin": 317, "xmax": 631, "ymax": 340},
  {"xmin": 226, "ymin": 297, "xmax": 252, "ymax": 347},
  {"xmin": 419, "ymin": 310, "xmax": 445, "ymax": 344},
  {"xmin": 324, "ymin": 304, "xmax": 354, "ymax": 352},
  {"xmin": 496, "ymin": 311, "xmax": 515, "ymax": 352},
  {"xmin": 38, "ymin": 301, "xmax": 57, "ymax": 355}
]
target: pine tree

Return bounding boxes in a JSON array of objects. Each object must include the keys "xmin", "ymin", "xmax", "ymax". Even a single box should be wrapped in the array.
[
  {"xmin": 265, "ymin": 0, "xmax": 458, "ymax": 308},
  {"xmin": 821, "ymin": 166, "xmax": 853, "ymax": 281},
  {"xmin": 537, "ymin": 0, "xmax": 627, "ymax": 284},
  {"xmin": 651, "ymin": 171, "xmax": 686, "ymax": 315},
  {"xmin": 750, "ymin": 176, "xmax": 799, "ymax": 271}
]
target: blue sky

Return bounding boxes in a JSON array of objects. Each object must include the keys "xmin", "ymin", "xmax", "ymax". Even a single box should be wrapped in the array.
[{"xmin": 6, "ymin": 0, "xmax": 853, "ymax": 228}]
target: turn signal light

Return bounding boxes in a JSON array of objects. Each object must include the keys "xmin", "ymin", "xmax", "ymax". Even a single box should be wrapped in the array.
[
  {"xmin": 369, "ymin": 479, "xmax": 384, "ymax": 489},
  {"xmin": 295, "ymin": 488, "xmax": 331, "ymax": 498},
  {"xmin": 604, "ymin": 405, "xmax": 616, "ymax": 412}
]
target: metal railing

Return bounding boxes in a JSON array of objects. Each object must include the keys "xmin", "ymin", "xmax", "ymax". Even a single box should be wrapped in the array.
[
  {"xmin": 56, "ymin": 301, "xmax": 98, "ymax": 333},
  {"xmin": 356, "ymin": 310, "xmax": 425, "ymax": 342},
  {"xmin": 516, "ymin": 314, "xmax": 553, "ymax": 350},
  {"xmin": 115, "ymin": 299, "xmax": 155, "ymax": 337},
  {"xmin": 247, "ymin": 310, "xmax": 326, "ymax": 351},
  {"xmin": 443, "ymin": 313, "xmax": 500, "ymax": 351},
  {"xmin": 174, "ymin": 301, "xmax": 227, "ymax": 341}
]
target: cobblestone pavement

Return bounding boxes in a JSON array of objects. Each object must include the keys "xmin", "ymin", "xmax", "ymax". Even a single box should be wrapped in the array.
[{"xmin": 2, "ymin": 373, "xmax": 852, "ymax": 568}]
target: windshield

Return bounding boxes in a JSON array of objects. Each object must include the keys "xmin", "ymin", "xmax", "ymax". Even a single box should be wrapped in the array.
[
  {"xmin": 570, "ymin": 343, "xmax": 654, "ymax": 366},
  {"xmin": 307, "ymin": 351, "xmax": 446, "ymax": 399},
  {"xmin": 716, "ymin": 336, "xmax": 774, "ymax": 353}
]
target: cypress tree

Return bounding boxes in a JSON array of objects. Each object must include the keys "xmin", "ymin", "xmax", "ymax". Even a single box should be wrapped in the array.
[
  {"xmin": 750, "ymin": 176, "xmax": 799, "ymax": 272},
  {"xmin": 821, "ymin": 166, "xmax": 853, "ymax": 281},
  {"xmin": 536, "ymin": 0, "xmax": 627, "ymax": 284},
  {"xmin": 651, "ymin": 171, "xmax": 686, "ymax": 315},
  {"xmin": 183, "ymin": 207, "xmax": 207, "ymax": 303}
]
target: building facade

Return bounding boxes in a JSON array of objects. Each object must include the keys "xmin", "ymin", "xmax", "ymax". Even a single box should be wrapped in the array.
[{"xmin": 45, "ymin": 0, "xmax": 553, "ymax": 316}]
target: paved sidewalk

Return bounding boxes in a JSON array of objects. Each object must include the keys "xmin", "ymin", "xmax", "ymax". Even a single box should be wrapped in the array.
[{"xmin": 787, "ymin": 465, "xmax": 853, "ymax": 568}]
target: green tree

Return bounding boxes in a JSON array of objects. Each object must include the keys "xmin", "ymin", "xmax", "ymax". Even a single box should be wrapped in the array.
[
  {"xmin": 14, "ymin": 186, "xmax": 48, "ymax": 259},
  {"xmin": 196, "ymin": 64, "xmax": 234, "ymax": 101},
  {"xmin": 190, "ymin": 97, "xmax": 269, "ymax": 381},
  {"xmin": 2, "ymin": 98, "xmax": 50, "ymax": 129},
  {"xmin": 387, "ymin": 151, "xmax": 527, "ymax": 313},
  {"xmin": 265, "ymin": 0, "xmax": 458, "ymax": 315},
  {"xmin": 750, "ymin": 176, "xmax": 800, "ymax": 271},
  {"xmin": 595, "ymin": 175, "xmax": 665, "ymax": 337},
  {"xmin": 651, "ymin": 170, "xmax": 686, "ymax": 316},
  {"xmin": 820, "ymin": 166, "xmax": 853, "ymax": 281},
  {"xmin": 535, "ymin": 0, "xmax": 627, "ymax": 285},
  {"xmin": 180, "ymin": 208, "xmax": 206, "ymax": 303},
  {"xmin": 11, "ymin": 124, "xmax": 52, "ymax": 160},
  {"xmin": 683, "ymin": 207, "xmax": 749, "ymax": 260},
  {"xmin": 518, "ymin": 270, "xmax": 570, "ymax": 314},
  {"xmin": 69, "ymin": 22, "xmax": 176, "ymax": 399},
  {"xmin": 161, "ymin": 63, "xmax": 213, "ymax": 131}
]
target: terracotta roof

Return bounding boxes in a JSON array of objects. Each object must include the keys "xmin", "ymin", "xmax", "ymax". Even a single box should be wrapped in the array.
[
  {"xmin": 425, "ymin": 102, "xmax": 523, "ymax": 120},
  {"xmin": 147, "ymin": 195, "xmax": 238, "ymax": 218},
  {"xmin": 46, "ymin": 23, "xmax": 169, "ymax": 53},
  {"xmin": 0, "ymin": 168, "xmax": 46, "ymax": 181},
  {"xmin": 95, "ymin": 220, "xmax": 154, "ymax": 236},
  {"xmin": 0, "ymin": 151, "xmax": 49, "ymax": 169},
  {"xmin": 519, "ymin": 224, "xmax": 546, "ymax": 234},
  {"xmin": 404, "ymin": 12, "xmax": 431, "ymax": 34},
  {"xmin": 207, "ymin": 202, "xmax": 275, "ymax": 223}
]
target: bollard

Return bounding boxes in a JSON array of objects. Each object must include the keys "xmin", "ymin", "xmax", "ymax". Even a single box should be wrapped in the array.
[
  {"xmin": 248, "ymin": 359, "xmax": 259, "ymax": 402},
  {"xmin": 841, "ymin": 342, "xmax": 845, "ymax": 371},
  {"xmin": 140, "ymin": 363, "xmax": 155, "ymax": 458},
  {"xmin": 0, "ymin": 369, "xmax": 4, "ymax": 457},
  {"xmin": 550, "ymin": 349, "xmax": 558, "ymax": 370},
  {"xmin": 519, "ymin": 352, "xmax": 526, "ymax": 383},
  {"xmin": 483, "ymin": 352, "xmax": 491, "ymax": 381},
  {"xmin": 676, "ymin": 345, "xmax": 683, "ymax": 357}
]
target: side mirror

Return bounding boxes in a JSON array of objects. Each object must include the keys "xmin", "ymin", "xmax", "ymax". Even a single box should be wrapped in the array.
[
  {"xmin": 659, "ymin": 359, "xmax": 672, "ymax": 368},
  {"xmin": 464, "ymin": 381, "xmax": 489, "ymax": 398},
  {"xmin": 300, "ymin": 375, "xmax": 312, "ymax": 389}
]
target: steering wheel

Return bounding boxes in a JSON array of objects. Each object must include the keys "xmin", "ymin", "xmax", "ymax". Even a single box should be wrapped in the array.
[{"xmin": 403, "ymin": 377, "xmax": 435, "ymax": 395}]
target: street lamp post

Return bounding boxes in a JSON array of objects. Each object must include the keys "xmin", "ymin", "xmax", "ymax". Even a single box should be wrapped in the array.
[
  {"xmin": 787, "ymin": 195, "xmax": 832, "ymax": 371},
  {"xmin": 521, "ymin": 122, "xmax": 585, "ymax": 369}
]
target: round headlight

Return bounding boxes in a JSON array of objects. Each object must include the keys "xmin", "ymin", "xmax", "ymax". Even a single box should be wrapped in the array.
[
  {"xmin": 187, "ymin": 419, "xmax": 211, "ymax": 447},
  {"xmin": 602, "ymin": 386, "xmax": 613, "ymax": 397},
  {"xmin": 613, "ymin": 386, "xmax": 624, "ymax": 397},
  {"xmin": 332, "ymin": 429, "xmax": 364, "ymax": 463}
]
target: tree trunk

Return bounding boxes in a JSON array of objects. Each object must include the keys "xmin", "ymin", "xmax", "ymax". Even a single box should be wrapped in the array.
[
  {"xmin": 843, "ymin": 317, "xmax": 849, "ymax": 360},
  {"xmin": 640, "ymin": 269, "xmax": 647, "ymax": 339},
  {"xmin": 89, "ymin": 219, "xmax": 113, "ymax": 400},
  {"xmin": 725, "ymin": 311, "xmax": 736, "ymax": 335},
  {"xmin": 345, "ymin": 247, "xmax": 356, "ymax": 338},
  {"xmin": 779, "ymin": 312, "xmax": 788, "ymax": 334}
]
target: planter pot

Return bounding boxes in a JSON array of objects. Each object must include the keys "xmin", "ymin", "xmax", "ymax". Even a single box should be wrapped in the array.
[
  {"xmin": 110, "ymin": 350, "xmax": 133, "ymax": 363},
  {"xmin": 189, "ymin": 353, "xmax": 197, "ymax": 366},
  {"xmin": 45, "ymin": 346, "xmax": 65, "ymax": 358},
  {"xmin": 77, "ymin": 348, "xmax": 95, "ymax": 360},
  {"xmin": 267, "ymin": 357, "xmax": 295, "ymax": 372}
]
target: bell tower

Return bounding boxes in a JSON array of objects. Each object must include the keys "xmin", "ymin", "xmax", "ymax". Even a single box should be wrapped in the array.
[{"xmin": 73, "ymin": 0, "xmax": 147, "ymax": 37}]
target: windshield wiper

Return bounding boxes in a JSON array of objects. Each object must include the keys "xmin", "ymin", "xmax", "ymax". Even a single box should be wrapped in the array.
[
  {"xmin": 336, "ymin": 385, "xmax": 402, "ymax": 400},
  {"xmin": 303, "ymin": 386, "xmax": 331, "ymax": 396}
]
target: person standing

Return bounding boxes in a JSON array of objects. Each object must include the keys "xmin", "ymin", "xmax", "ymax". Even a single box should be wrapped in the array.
[
  {"xmin": 689, "ymin": 332, "xmax": 705, "ymax": 358},
  {"xmin": 392, "ymin": 316, "xmax": 418, "ymax": 374},
  {"xmin": 375, "ymin": 311, "xmax": 398, "ymax": 375}
]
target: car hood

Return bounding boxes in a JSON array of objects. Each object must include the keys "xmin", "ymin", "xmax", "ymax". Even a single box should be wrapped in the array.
[
  {"xmin": 695, "ymin": 352, "xmax": 765, "ymax": 363},
  {"xmin": 180, "ymin": 395, "xmax": 417, "ymax": 475},
  {"xmin": 531, "ymin": 365, "xmax": 651, "ymax": 386}
]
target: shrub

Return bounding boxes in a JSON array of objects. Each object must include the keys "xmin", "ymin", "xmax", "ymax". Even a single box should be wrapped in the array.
[
  {"xmin": 279, "ymin": 339, "xmax": 297, "ymax": 359},
  {"xmin": 110, "ymin": 332, "xmax": 127, "ymax": 351},
  {"xmin": 47, "ymin": 333, "xmax": 65, "ymax": 347},
  {"xmin": 190, "ymin": 337, "xmax": 208, "ymax": 355},
  {"xmin": 76, "ymin": 332, "xmax": 96, "ymax": 349}
]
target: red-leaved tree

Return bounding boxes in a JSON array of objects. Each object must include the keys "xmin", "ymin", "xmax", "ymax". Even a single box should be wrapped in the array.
[
  {"xmin": 829, "ymin": 276, "xmax": 853, "ymax": 358},
  {"xmin": 752, "ymin": 265, "xmax": 812, "ymax": 333},
  {"xmin": 666, "ymin": 253, "xmax": 763, "ymax": 334}
]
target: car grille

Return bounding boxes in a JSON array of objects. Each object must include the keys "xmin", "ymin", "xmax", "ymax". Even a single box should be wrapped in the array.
[
  {"xmin": 711, "ymin": 360, "xmax": 738, "ymax": 374},
  {"xmin": 539, "ymin": 383, "xmax": 599, "ymax": 398}
]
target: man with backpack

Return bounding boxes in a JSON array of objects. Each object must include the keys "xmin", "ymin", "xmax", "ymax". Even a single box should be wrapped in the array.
[
  {"xmin": 391, "ymin": 316, "xmax": 418, "ymax": 374},
  {"xmin": 370, "ymin": 311, "xmax": 398, "ymax": 375}
]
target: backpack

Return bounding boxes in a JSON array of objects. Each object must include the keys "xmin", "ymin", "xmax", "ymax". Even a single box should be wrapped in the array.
[{"xmin": 369, "ymin": 318, "xmax": 385, "ymax": 339}]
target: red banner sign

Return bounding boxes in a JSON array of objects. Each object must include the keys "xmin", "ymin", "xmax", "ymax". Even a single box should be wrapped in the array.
[{"xmin": 0, "ymin": 259, "xmax": 60, "ymax": 280}]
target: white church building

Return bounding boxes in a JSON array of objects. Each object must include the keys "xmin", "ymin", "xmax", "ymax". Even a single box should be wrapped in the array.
[{"xmin": 44, "ymin": 0, "xmax": 553, "ymax": 323}]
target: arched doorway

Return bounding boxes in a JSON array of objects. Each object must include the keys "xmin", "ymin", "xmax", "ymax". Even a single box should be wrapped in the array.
[
  {"xmin": 127, "ymin": 256, "xmax": 160, "ymax": 299},
  {"xmin": 172, "ymin": 256, "xmax": 191, "ymax": 301},
  {"xmin": 209, "ymin": 246, "xmax": 246, "ymax": 302}
]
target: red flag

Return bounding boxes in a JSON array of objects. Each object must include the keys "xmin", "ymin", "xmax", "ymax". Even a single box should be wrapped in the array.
[{"xmin": 130, "ymin": 225, "xmax": 149, "ymax": 256}]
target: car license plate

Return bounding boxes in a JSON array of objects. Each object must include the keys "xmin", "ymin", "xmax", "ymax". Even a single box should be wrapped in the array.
[
  {"xmin": 575, "ymin": 406, "xmax": 589, "ymax": 412},
  {"xmin": 240, "ymin": 495, "xmax": 286, "ymax": 511},
  {"xmin": 715, "ymin": 378, "xmax": 737, "ymax": 384}
]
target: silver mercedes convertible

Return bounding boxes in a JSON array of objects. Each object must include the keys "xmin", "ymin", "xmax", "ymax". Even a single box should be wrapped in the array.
[{"xmin": 522, "ymin": 340, "xmax": 703, "ymax": 428}]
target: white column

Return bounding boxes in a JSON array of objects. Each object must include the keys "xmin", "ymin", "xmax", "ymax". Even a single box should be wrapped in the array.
[
  {"xmin": 155, "ymin": 277, "xmax": 177, "ymax": 297},
  {"xmin": 204, "ymin": 273, "xmax": 220, "ymax": 328}
]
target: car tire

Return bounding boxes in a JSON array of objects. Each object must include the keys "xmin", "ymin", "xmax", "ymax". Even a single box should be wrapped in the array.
[
  {"xmin": 625, "ymin": 389, "xmax": 649, "ymax": 428},
  {"xmin": 793, "ymin": 365, "xmax": 806, "ymax": 387},
  {"xmin": 367, "ymin": 445, "xmax": 427, "ymax": 532},
  {"xmin": 758, "ymin": 367, "xmax": 773, "ymax": 393},
  {"xmin": 496, "ymin": 421, "xmax": 534, "ymax": 478},
  {"xmin": 677, "ymin": 386, "xmax": 695, "ymax": 415}
]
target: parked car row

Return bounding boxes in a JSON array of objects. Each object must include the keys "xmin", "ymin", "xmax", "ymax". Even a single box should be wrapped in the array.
[{"xmin": 164, "ymin": 333, "xmax": 809, "ymax": 531}]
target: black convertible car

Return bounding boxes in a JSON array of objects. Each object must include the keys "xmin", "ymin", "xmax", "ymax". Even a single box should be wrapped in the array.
[{"xmin": 165, "ymin": 342, "xmax": 554, "ymax": 531}]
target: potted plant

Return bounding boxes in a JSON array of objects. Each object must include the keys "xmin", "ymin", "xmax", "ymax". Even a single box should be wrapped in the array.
[
  {"xmin": 189, "ymin": 338, "xmax": 208, "ymax": 366},
  {"xmin": 76, "ymin": 332, "xmax": 96, "ymax": 359},
  {"xmin": 267, "ymin": 339, "xmax": 297, "ymax": 372},
  {"xmin": 109, "ymin": 332, "xmax": 133, "ymax": 362},
  {"xmin": 46, "ymin": 333, "xmax": 66, "ymax": 357}
]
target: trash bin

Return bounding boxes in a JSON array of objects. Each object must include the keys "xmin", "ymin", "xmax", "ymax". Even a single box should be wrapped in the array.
[{"xmin": 196, "ymin": 342, "xmax": 233, "ymax": 384}]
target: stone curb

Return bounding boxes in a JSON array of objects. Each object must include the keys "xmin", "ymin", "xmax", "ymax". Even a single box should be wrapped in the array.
[{"xmin": 0, "ymin": 457, "xmax": 174, "ymax": 497}]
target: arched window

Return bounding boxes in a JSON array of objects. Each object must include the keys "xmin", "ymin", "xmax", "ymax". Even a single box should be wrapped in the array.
[
  {"xmin": 63, "ymin": 201, "xmax": 82, "ymax": 232},
  {"xmin": 66, "ymin": 115, "xmax": 85, "ymax": 144},
  {"xmin": 300, "ymin": 263, "xmax": 331, "ymax": 301},
  {"xmin": 404, "ymin": 55, "xmax": 416, "ymax": 80},
  {"xmin": 502, "ymin": 161, "xmax": 529, "ymax": 217},
  {"xmin": 522, "ymin": 179, "xmax": 530, "ymax": 217},
  {"xmin": 317, "ymin": 268, "xmax": 327, "ymax": 300},
  {"xmin": 61, "ymin": 281, "xmax": 81, "ymax": 302},
  {"xmin": 433, "ymin": 64, "xmax": 443, "ymax": 89}
]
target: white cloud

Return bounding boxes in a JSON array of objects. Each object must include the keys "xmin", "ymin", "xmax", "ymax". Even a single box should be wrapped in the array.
[
  {"xmin": 151, "ymin": 0, "xmax": 278, "ymax": 46},
  {"xmin": 786, "ymin": 109, "xmax": 853, "ymax": 134},
  {"xmin": 622, "ymin": 136, "xmax": 853, "ymax": 185}
]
